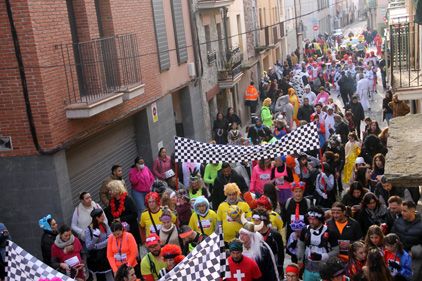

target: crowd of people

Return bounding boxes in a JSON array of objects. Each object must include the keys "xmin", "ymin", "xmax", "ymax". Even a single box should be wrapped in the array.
[{"xmin": 0, "ymin": 28, "xmax": 419, "ymax": 281}]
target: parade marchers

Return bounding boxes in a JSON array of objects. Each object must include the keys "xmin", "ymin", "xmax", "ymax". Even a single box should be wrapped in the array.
[{"xmin": 0, "ymin": 27, "xmax": 420, "ymax": 281}]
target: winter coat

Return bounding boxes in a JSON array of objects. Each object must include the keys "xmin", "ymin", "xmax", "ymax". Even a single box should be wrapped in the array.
[
  {"xmin": 41, "ymin": 230, "xmax": 57, "ymax": 266},
  {"xmin": 261, "ymin": 105, "xmax": 273, "ymax": 128},
  {"xmin": 356, "ymin": 204, "xmax": 388, "ymax": 234},
  {"xmin": 349, "ymin": 102, "xmax": 365, "ymax": 122}
]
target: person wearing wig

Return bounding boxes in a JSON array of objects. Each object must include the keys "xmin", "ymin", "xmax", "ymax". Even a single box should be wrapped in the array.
[
  {"xmin": 158, "ymin": 244, "xmax": 185, "ymax": 278},
  {"xmin": 261, "ymin": 97, "xmax": 273, "ymax": 128},
  {"xmin": 217, "ymin": 183, "xmax": 251, "ymax": 243},
  {"xmin": 239, "ymin": 214, "xmax": 280, "ymax": 281},
  {"xmin": 188, "ymin": 196, "xmax": 217, "ymax": 236},
  {"xmin": 139, "ymin": 192, "xmax": 176, "ymax": 243},
  {"xmin": 187, "ymin": 168, "xmax": 209, "ymax": 202},
  {"xmin": 297, "ymin": 207, "xmax": 340, "ymax": 281},
  {"xmin": 254, "ymin": 195, "xmax": 284, "ymax": 234}
]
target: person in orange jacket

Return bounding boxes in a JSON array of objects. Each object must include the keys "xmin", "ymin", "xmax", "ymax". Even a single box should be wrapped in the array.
[
  {"xmin": 244, "ymin": 81, "xmax": 259, "ymax": 114},
  {"xmin": 107, "ymin": 221, "xmax": 139, "ymax": 274}
]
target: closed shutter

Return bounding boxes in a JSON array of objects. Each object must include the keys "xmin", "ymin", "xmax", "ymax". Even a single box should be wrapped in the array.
[
  {"xmin": 66, "ymin": 118, "xmax": 137, "ymax": 206},
  {"xmin": 152, "ymin": 0, "xmax": 170, "ymax": 71},
  {"xmin": 170, "ymin": 0, "xmax": 188, "ymax": 64}
]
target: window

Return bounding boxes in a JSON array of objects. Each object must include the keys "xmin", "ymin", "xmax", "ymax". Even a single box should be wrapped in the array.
[
  {"xmin": 205, "ymin": 25, "xmax": 211, "ymax": 54},
  {"xmin": 152, "ymin": 0, "xmax": 170, "ymax": 71},
  {"xmin": 170, "ymin": 0, "xmax": 188, "ymax": 64}
]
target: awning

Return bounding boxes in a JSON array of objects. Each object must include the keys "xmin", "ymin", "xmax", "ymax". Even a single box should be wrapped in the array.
[{"xmin": 385, "ymin": 113, "xmax": 422, "ymax": 187}]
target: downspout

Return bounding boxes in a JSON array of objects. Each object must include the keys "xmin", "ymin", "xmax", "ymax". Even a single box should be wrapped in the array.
[{"xmin": 5, "ymin": 0, "xmax": 61, "ymax": 155}]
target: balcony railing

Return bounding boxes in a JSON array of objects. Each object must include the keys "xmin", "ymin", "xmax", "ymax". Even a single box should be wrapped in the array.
[
  {"xmin": 389, "ymin": 22, "xmax": 422, "ymax": 89},
  {"xmin": 60, "ymin": 34, "xmax": 142, "ymax": 105},
  {"xmin": 217, "ymin": 46, "xmax": 243, "ymax": 84},
  {"xmin": 197, "ymin": 0, "xmax": 235, "ymax": 9}
]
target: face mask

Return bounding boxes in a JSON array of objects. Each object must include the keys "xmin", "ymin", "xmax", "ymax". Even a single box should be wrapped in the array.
[{"xmin": 139, "ymin": 164, "xmax": 145, "ymax": 169}]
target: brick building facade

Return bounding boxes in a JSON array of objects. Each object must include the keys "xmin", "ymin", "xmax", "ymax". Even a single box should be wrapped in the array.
[{"xmin": 0, "ymin": 0, "xmax": 204, "ymax": 256}]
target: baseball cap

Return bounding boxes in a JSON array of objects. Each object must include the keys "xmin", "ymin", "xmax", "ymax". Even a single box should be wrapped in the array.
[{"xmin": 145, "ymin": 233, "xmax": 160, "ymax": 247}]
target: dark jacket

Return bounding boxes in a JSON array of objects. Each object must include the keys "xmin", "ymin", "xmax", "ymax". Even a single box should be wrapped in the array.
[
  {"xmin": 41, "ymin": 230, "xmax": 57, "ymax": 266},
  {"xmin": 335, "ymin": 121, "xmax": 350, "ymax": 144},
  {"xmin": 256, "ymin": 242, "xmax": 279, "ymax": 281},
  {"xmin": 211, "ymin": 169, "xmax": 248, "ymax": 210},
  {"xmin": 247, "ymin": 125, "xmax": 272, "ymax": 145},
  {"xmin": 326, "ymin": 218, "xmax": 362, "ymax": 257},
  {"xmin": 349, "ymin": 102, "xmax": 365, "ymax": 122},
  {"xmin": 355, "ymin": 204, "xmax": 388, "ymax": 234},
  {"xmin": 297, "ymin": 104, "xmax": 315, "ymax": 122},
  {"xmin": 262, "ymin": 228, "xmax": 284, "ymax": 278},
  {"xmin": 374, "ymin": 183, "xmax": 403, "ymax": 206},
  {"xmin": 104, "ymin": 196, "xmax": 140, "ymax": 244},
  {"xmin": 282, "ymin": 197, "xmax": 312, "ymax": 238}
]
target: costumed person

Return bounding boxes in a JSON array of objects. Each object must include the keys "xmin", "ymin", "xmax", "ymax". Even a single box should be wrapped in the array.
[
  {"xmin": 356, "ymin": 73, "xmax": 371, "ymax": 112},
  {"xmin": 271, "ymin": 155, "xmax": 294, "ymax": 204},
  {"xmin": 181, "ymin": 161, "xmax": 202, "ymax": 189},
  {"xmin": 203, "ymin": 162, "xmax": 222, "ymax": 190},
  {"xmin": 297, "ymin": 207, "xmax": 340, "ymax": 281},
  {"xmin": 250, "ymin": 158, "xmax": 272, "ymax": 196},
  {"xmin": 107, "ymin": 221, "xmax": 138, "ymax": 275},
  {"xmin": 104, "ymin": 180, "xmax": 140, "ymax": 244},
  {"xmin": 225, "ymin": 239, "xmax": 262, "ymax": 281},
  {"xmin": 288, "ymin": 88, "xmax": 300, "ymax": 126},
  {"xmin": 261, "ymin": 98, "xmax": 273, "ymax": 128},
  {"xmin": 342, "ymin": 132, "xmax": 361, "ymax": 184},
  {"xmin": 85, "ymin": 209, "xmax": 112, "ymax": 281},
  {"xmin": 158, "ymin": 244, "xmax": 185, "ymax": 278},
  {"xmin": 140, "ymin": 234, "xmax": 166, "ymax": 281},
  {"xmin": 254, "ymin": 194, "xmax": 284, "ymax": 234},
  {"xmin": 217, "ymin": 183, "xmax": 252, "ymax": 243},
  {"xmin": 314, "ymin": 162, "xmax": 335, "ymax": 209},
  {"xmin": 314, "ymin": 86, "xmax": 330, "ymax": 106},
  {"xmin": 139, "ymin": 192, "xmax": 176, "ymax": 243},
  {"xmin": 252, "ymin": 210, "xmax": 285, "ymax": 279},
  {"xmin": 187, "ymin": 168, "xmax": 209, "ymax": 203},
  {"xmin": 227, "ymin": 122, "xmax": 243, "ymax": 145},
  {"xmin": 188, "ymin": 196, "xmax": 218, "ymax": 236},
  {"xmin": 158, "ymin": 207, "xmax": 181, "ymax": 247},
  {"xmin": 273, "ymin": 117, "xmax": 289, "ymax": 140},
  {"xmin": 311, "ymin": 113, "xmax": 326, "ymax": 148},
  {"xmin": 239, "ymin": 214, "xmax": 280, "ymax": 281},
  {"xmin": 282, "ymin": 181, "xmax": 311, "ymax": 263},
  {"xmin": 175, "ymin": 189, "xmax": 192, "ymax": 226},
  {"xmin": 39, "ymin": 214, "xmax": 58, "ymax": 267},
  {"xmin": 178, "ymin": 225, "xmax": 206, "ymax": 255},
  {"xmin": 274, "ymin": 94, "xmax": 294, "ymax": 129}
]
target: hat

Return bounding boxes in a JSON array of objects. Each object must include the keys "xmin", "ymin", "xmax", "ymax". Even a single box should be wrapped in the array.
[
  {"xmin": 291, "ymin": 181, "xmax": 306, "ymax": 191},
  {"xmin": 240, "ymin": 213, "xmax": 263, "ymax": 233},
  {"xmin": 164, "ymin": 169, "xmax": 175, "ymax": 180},
  {"xmin": 304, "ymin": 84, "xmax": 311, "ymax": 90},
  {"xmin": 145, "ymin": 233, "xmax": 161, "ymax": 247},
  {"xmin": 189, "ymin": 167, "xmax": 200, "ymax": 182},
  {"xmin": 38, "ymin": 214, "xmax": 52, "ymax": 231},
  {"xmin": 327, "ymin": 105, "xmax": 334, "ymax": 111},
  {"xmin": 307, "ymin": 207, "xmax": 325, "ymax": 223},
  {"xmin": 193, "ymin": 196, "xmax": 210, "ymax": 217},
  {"xmin": 355, "ymin": 157, "xmax": 365, "ymax": 165},
  {"xmin": 179, "ymin": 225, "xmax": 194, "ymax": 239},
  {"xmin": 256, "ymin": 195, "xmax": 272, "ymax": 211},
  {"xmin": 160, "ymin": 244, "xmax": 182, "ymax": 259},
  {"xmin": 229, "ymin": 239, "xmax": 243, "ymax": 252},
  {"xmin": 90, "ymin": 208, "xmax": 103, "ymax": 218}
]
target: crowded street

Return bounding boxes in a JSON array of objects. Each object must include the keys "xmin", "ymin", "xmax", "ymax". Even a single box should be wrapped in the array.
[{"xmin": 1, "ymin": 1, "xmax": 422, "ymax": 281}]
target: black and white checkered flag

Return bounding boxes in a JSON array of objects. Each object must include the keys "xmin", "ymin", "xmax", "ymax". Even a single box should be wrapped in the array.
[
  {"xmin": 158, "ymin": 227, "xmax": 229, "ymax": 281},
  {"xmin": 5, "ymin": 240, "xmax": 73, "ymax": 281},
  {"xmin": 175, "ymin": 122, "xmax": 320, "ymax": 163}
]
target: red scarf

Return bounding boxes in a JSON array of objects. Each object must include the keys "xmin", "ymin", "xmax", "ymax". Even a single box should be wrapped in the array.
[{"xmin": 110, "ymin": 193, "xmax": 127, "ymax": 218}]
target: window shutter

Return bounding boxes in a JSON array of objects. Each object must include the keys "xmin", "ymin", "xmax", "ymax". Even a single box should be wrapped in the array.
[
  {"xmin": 152, "ymin": 0, "xmax": 170, "ymax": 71},
  {"xmin": 171, "ymin": 0, "xmax": 188, "ymax": 64}
]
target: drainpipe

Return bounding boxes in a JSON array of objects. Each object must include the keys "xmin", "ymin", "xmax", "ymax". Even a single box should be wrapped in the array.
[{"xmin": 5, "ymin": 0, "xmax": 61, "ymax": 155}]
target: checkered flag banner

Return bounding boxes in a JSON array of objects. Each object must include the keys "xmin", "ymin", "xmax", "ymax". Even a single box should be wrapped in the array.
[
  {"xmin": 5, "ymin": 240, "xmax": 73, "ymax": 281},
  {"xmin": 158, "ymin": 227, "xmax": 229, "ymax": 281},
  {"xmin": 175, "ymin": 122, "xmax": 320, "ymax": 163}
]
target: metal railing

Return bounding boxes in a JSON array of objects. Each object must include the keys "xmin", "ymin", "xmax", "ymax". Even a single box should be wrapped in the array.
[
  {"xmin": 60, "ymin": 34, "xmax": 142, "ymax": 104},
  {"xmin": 217, "ymin": 46, "xmax": 243, "ymax": 80},
  {"xmin": 389, "ymin": 21, "xmax": 422, "ymax": 88}
]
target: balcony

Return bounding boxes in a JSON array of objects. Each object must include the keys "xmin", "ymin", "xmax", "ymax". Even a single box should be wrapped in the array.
[
  {"xmin": 60, "ymin": 34, "xmax": 144, "ymax": 119},
  {"xmin": 389, "ymin": 22, "xmax": 422, "ymax": 100},
  {"xmin": 197, "ymin": 0, "xmax": 235, "ymax": 10},
  {"xmin": 217, "ymin": 46, "xmax": 244, "ymax": 88},
  {"xmin": 255, "ymin": 26, "xmax": 277, "ymax": 53}
]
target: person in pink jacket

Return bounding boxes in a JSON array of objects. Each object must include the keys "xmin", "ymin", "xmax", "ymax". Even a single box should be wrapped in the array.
[
  {"xmin": 152, "ymin": 147, "xmax": 172, "ymax": 180},
  {"xmin": 314, "ymin": 86, "xmax": 330, "ymax": 106},
  {"xmin": 250, "ymin": 159, "xmax": 272, "ymax": 195},
  {"xmin": 129, "ymin": 156, "xmax": 155, "ymax": 215}
]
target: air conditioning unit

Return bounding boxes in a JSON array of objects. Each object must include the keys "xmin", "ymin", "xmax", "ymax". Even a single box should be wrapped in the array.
[{"xmin": 188, "ymin": 62, "xmax": 196, "ymax": 78}]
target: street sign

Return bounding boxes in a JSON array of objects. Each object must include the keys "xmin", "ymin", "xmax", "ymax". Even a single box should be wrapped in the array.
[{"xmin": 313, "ymin": 24, "xmax": 319, "ymax": 31}]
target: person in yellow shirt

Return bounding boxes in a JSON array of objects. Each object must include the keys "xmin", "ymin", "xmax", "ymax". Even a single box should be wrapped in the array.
[
  {"xmin": 217, "ymin": 183, "xmax": 251, "ymax": 243},
  {"xmin": 189, "ymin": 196, "xmax": 217, "ymax": 236},
  {"xmin": 140, "ymin": 233, "xmax": 166, "ymax": 281},
  {"xmin": 255, "ymin": 195, "xmax": 284, "ymax": 234},
  {"xmin": 139, "ymin": 192, "xmax": 176, "ymax": 243}
]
